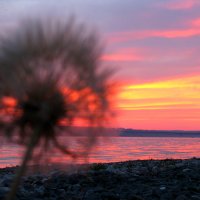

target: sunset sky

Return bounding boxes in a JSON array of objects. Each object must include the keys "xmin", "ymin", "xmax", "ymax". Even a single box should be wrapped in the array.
[{"xmin": 0, "ymin": 0, "xmax": 200, "ymax": 130}]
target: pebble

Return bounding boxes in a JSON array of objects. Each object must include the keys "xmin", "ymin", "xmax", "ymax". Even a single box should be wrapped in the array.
[
  {"xmin": 191, "ymin": 195, "xmax": 200, "ymax": 200},
  {"xmin": 160, "ymin": 186, "xmax": 166, "ymax": 190},
  {"xmin": 0, "ymin": 186, "xmax": 10, "ymax": 198},
  {"xmin": 182, "ymin": 168, "xmax": 192, "ymax": 173},
  {"xmin": 175, "ymin": 163, "xmax": 185, "ymax": 168},
  {"xmin": 0, "ymin": 158, "xmax": 200, "ymax": 200},
  {"xmin": 176, "ymin": 195, "xmax": 188, "ymax": 200},
  {"xmin": 152, "ymin": 166, "xmax": 158, "ymax": 174},
  {"xmin": 0, "ymin": 174, "xmax": 14, "ymax": 187}
]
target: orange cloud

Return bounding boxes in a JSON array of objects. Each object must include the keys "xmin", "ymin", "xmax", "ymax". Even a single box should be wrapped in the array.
[
  {"xmin": 116, "ymin": 74, "xmax": 200, "ymax": 130},
  {"xmin": 1, "ymin": 97, "xmax": 17, "ymax": 107},
  {"xmin": 116, "ymin": 109, "xmax": 200, "ymax": 130}
]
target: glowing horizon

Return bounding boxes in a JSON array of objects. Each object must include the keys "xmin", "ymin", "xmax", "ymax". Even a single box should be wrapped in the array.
[
  {"xmin": 0, "ymin": 0, "xmax": 199, "ymax": 130},
  {"xmin": 115, "ymin": 73, "xmax": 200, "ymax": 130}
]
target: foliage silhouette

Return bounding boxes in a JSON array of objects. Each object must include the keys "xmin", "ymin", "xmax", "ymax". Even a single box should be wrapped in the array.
[{"xmin": 0, "ymin": 17, "xmax": 113, "ymax": 200}]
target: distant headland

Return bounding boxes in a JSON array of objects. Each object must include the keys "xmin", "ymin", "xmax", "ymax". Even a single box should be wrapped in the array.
[
  {"xmin": 118, "ymin": 128, "xmax": 200, "ymax": 137},
  {"xmin": 60, "ymin": 127, "xmax": 200, "ymax": 138}
]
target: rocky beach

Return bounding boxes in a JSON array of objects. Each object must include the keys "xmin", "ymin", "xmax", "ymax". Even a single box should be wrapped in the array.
[{"xmin": 0, "ymin": 158, "xmax": 200, "ymax": 200}]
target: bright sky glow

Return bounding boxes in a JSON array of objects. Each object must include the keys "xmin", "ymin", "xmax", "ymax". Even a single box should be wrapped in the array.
[{"xmin": 0, "ymin": 0, "xmax": 199, "ymax": 130}]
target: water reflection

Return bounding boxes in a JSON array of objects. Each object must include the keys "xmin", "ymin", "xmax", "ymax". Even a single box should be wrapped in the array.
[{"xmin": 1, "ymin": 137, "xmax": 200, "ymax": 168}]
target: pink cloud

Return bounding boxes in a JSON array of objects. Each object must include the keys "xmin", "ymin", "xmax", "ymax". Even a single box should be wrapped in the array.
[
  {"xmin": 101, "ymin": 48, "xmax": 144, "ymax": 62},
  {"xmin": 191, "ymin": 18, "xmax": 200, "ymax": 27},
  {"xmin": 160, "ymin": 0, "xmax": 199, "ymax": 10},
  {"xmin": 102, "ymin": 44, "xmax": 196, "ymax": 64},
  {"xmin": 107, "ymin": 28, "xmax": 200, "ymax": 44},
  {"xmin": 101, "ymin": 53, "xmax": 141, "ymax": 62}
]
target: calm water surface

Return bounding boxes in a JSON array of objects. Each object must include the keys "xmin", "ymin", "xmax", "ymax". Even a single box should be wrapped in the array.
[{"xmin": 0, "ymin": 137, "xmax": 200, "ymax": 168}]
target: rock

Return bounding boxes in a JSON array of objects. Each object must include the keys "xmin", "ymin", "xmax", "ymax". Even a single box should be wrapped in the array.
[
  {"xmin": 152, "ymin": 166, "xmax": 158, "ymax": 174},
  {"xmin": 19, "ymin": 187, "xmax": 30, "ymax": 197},
  {"xmin": 101, "ymin": 191, "xmax": 120, "ymax": 200},
  {"xmin": 128, "ymin": 194, "xmax": 144, "ymax": 200},
  {"xmin": 182, "ymin": 168, "xmax": 192, "ymax": 173},
  {"xmin": 176, "ymin": 195, "xmax": 188, "ymax": 200},
  {"xmin": 84, "ymin": 189, "xmax": 102, "ymax": 200},
  {"xmin": 160, "ymin": 193, "xmax": 173, "ymax": 200},
  {"xmin": 35, "ymin": 185, "xmax": 45, "ymax": 196},
  {"xmin": 175, "ymin": 163, "xmax": 185, "ymax": 168},
  {"xmin": 57, "ymin": 189, "xmax": 66, "ymax": 198},
  {"xmin": 138, "ymin": 167, "xmax": 148, "ymax": 175},
  {"xmin": 133, "ymin": 170, "xmax": 140, "ymax": 175},
  {"xmin": 152, "ymin": 188, "xmax": 162, "ymax": 197},
  {"xmin": 0, "ymin": 187, "xmax": 10, "ymax": 198},
  {"xmin": 41, "ymin": 177, "xmax": 48, "ymax": 184},
  {"xmin": 106, "ymin": 165, "xmax": 126, "ymax": 174},
  {"xmin": 160, "ymin": 186, "xmax": 166, "ymax": 191},
  {"xmin": 0, "ymin": 159, "xmax": 200, "ymax": 199},
  {"xmin": 49, "ymin": 170, "xmax": 62, "ymax": 178},
  {"xmin": 191, "ymin": 195, "xmax": 200, "ymax": 200},
  {"xmin": 0, "ymin": 174, "xmax": 14, "ymax": 187},
  {"xmin": 70, "ymin": 183, "xmax": 81, "ymax": 193},
  {"xmin": 168, "ymin": 164, "xmax": 175, "ymax": 169}
]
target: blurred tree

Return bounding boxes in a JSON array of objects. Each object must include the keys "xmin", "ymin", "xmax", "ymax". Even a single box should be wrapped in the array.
[{"xmin": 0, "ymin": 18, "xmax": 113, "ymax": 200}]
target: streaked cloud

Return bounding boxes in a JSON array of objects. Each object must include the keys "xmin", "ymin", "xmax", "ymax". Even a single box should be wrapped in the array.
[
  {"xmin": 102, "ymin": 48, "xmax": 145, "ymax": 62},
  {"xmin": 159, "ymin": 0, "xmax": 200, "ymax": 10},
  {"xmin": 115, "ymin": 74, "xmax": 200, "ymax": 130},
  {"xmin": 108, "ymin": 28, "xmax": 200, "ymax": 44},
  {"xmin": 0, "ymin": 0, "xmax": 199, "ymax": 130}
]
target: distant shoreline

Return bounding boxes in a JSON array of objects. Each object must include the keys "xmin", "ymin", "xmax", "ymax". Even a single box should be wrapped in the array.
[
  {"xmin": 1, "ymin": 127, "xmax": 200, "ymax": 137},
  {"xmin": 60, "ymin": 126, "xmax": 200, "ymax": 137},
  {"xmin": 118, "ymin": 128, "xmax": 200, "ymax": 138},
  {"xmin": 117, "ymin": 135, "xmax": 200, "ymax": 138}
]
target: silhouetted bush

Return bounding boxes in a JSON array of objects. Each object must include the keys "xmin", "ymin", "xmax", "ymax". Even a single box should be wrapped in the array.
[{"xmin": 0, "ymin": 17, "xmax": 114, "ymax": 200}]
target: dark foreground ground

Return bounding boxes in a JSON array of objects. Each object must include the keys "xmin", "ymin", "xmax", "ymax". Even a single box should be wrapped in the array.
[{"xmin": 1, "ymin": 158, "xmax": 200, "ymax": 200}]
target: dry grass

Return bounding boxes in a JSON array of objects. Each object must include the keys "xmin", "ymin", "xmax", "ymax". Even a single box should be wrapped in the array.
[{"xmin": 0, "ymin": 17, "xmax": 114, "ymax": 200}]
